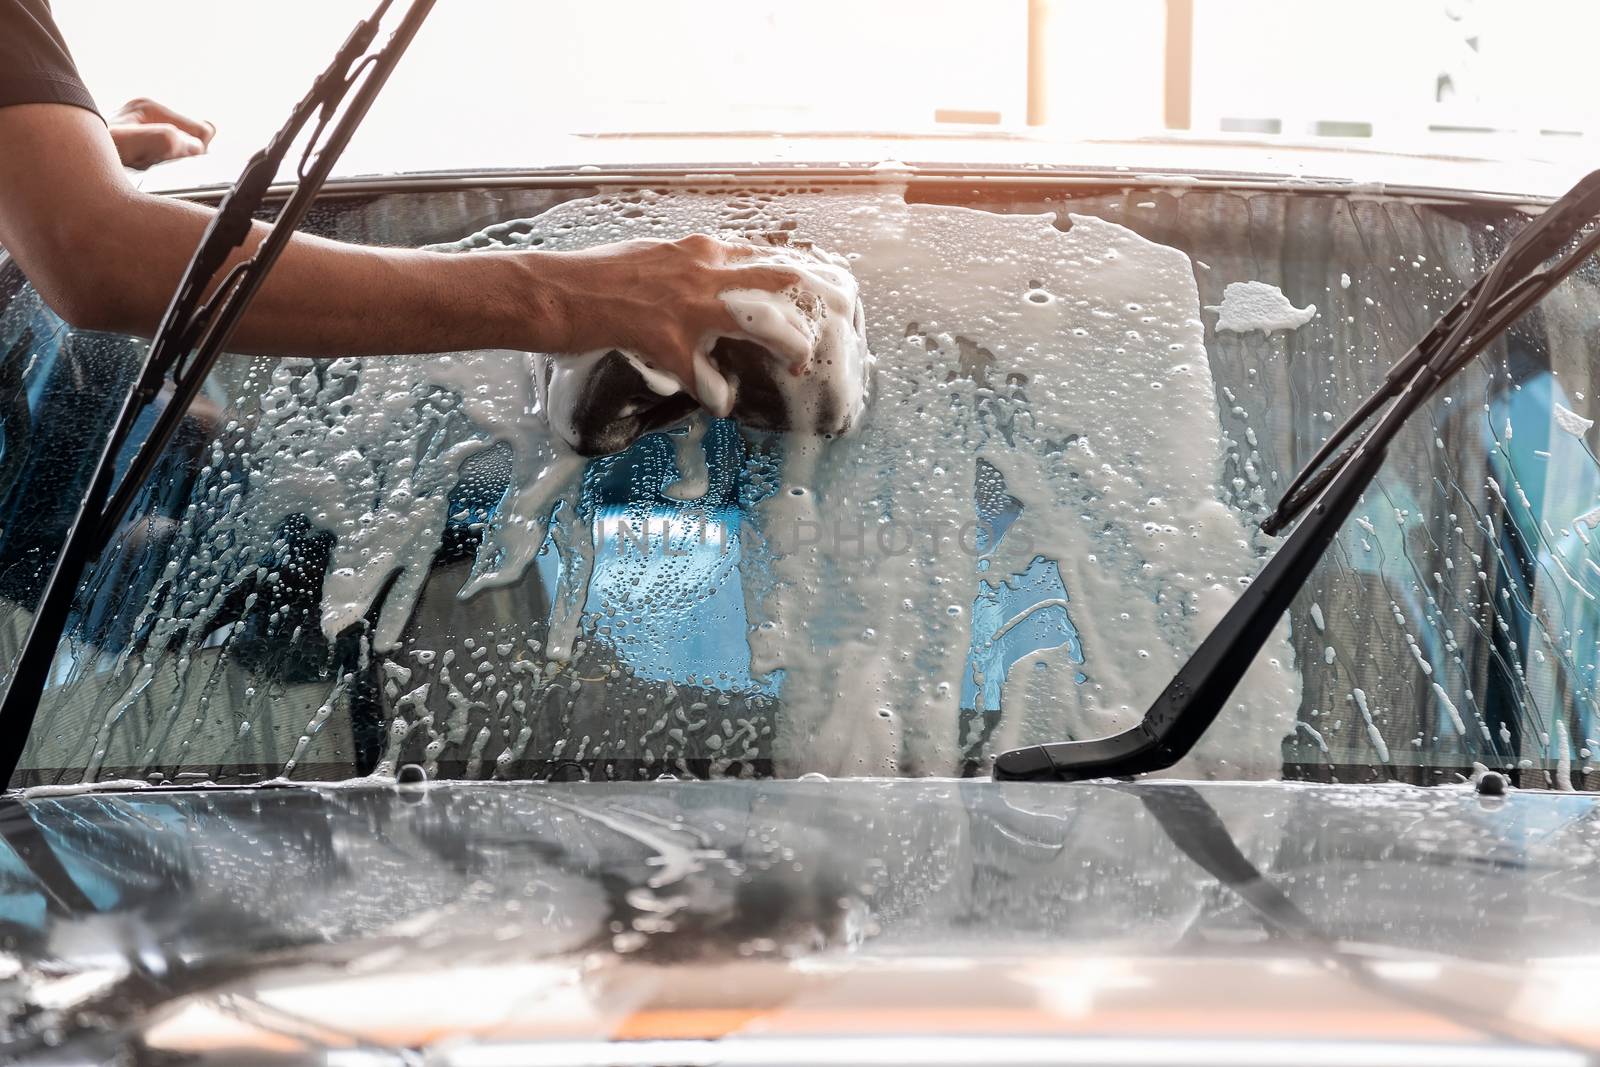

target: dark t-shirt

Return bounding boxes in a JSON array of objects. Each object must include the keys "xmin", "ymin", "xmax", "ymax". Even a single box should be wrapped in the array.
[{"xmin": 0, "ymin": 0, "xmax": 98, "ymax": 115}]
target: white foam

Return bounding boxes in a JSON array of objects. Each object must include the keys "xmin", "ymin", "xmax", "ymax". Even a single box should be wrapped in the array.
[
  {"xmin": 1432, "ymin": 682, "xmax": 1466, "ymax": 735},
  {"xmin": 1351, "ymin": 687, "xmax": 1390, "ymax": 762},
  {"xmin": 1207, "ymin": 281, "xmax": 1317, "ymax": 334},
  {"xmin": 1554, "ymin": 402, "xmax": 1594, "ymax": 437},
  {"xmin": 715, "ymin": 244, "xmax": 872, "ymax": 426},
  {"xmin": 91, "ymin": 188, "xmax": 1300, "ymax": 781},
  {"xmin": 537, "ymin": 243, "xmax": 871, "ymax": 446},
  {"xmin": 20, "ymin": 778, "xmax": 149, "ymax": 799}
]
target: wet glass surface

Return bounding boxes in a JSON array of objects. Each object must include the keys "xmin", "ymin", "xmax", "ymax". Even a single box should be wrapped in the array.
[{"xmin": 2, "ymin": 182, "xmax": 1597, "ymax": 788}]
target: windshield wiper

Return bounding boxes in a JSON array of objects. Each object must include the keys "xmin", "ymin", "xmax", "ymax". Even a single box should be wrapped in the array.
[
  {"xmin": 0, "ymin": 0, "xmax": 436, "ymax": 788},
  {"xmin": 994, "ymin": 169, "xmax": 1600, "ymax": 782}
]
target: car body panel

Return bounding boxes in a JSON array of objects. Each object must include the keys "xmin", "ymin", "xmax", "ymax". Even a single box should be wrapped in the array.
[
  {"xmin": 2, "ymin": 778, "xmax": 1597, "ymax": 1062},
  {"xmin": 138, "ymin": 133, "xmax": 1588, "ymax": 202}
]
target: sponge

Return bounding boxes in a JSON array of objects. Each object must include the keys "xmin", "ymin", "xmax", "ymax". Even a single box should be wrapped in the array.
[{"xmin": 536, "ymin": 242, "xmax": 871, "ymax": 456}]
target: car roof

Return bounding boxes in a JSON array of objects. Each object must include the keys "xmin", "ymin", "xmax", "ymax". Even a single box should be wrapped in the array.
[{"xmin": 137, "ymin": 131, "xmax": 1585, "ymax": 202}]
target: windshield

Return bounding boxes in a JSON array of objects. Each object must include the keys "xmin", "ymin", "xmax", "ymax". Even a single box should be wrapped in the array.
[
  {"xmin": 52, "ymin": 0, "xmax": 1600, "ymax": 192},
  {"xmin": 3, "ymin": 178, "xmax": 1597, "ymax": 788}
]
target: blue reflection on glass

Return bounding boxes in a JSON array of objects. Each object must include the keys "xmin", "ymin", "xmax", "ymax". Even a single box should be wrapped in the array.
[
  {"xmin": 962, "ymin": 458, "xmax": 1085, "ymax": 713},
  {"xmin": 582, "ymin": 420, "xmax": 775, "ymax": 695},
  {"xmin": 1489, "ymin": 369, "xmax": 1600, "ymax": 757}
]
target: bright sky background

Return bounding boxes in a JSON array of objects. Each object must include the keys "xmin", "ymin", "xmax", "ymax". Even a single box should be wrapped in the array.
[{"xmin": 52, "ymin": 0, "xmax": 1600, "ymax": 183}]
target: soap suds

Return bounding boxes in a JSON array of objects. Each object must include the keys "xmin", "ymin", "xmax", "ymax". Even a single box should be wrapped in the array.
[
  {"xmin": 1352, "ymin": 687, "xmax": 1390, "ymax": 762},
  {"xmin": 1207, "ymin": 281, "xmax": 1317, "ymax": 334},
  {"xmin": 75, "ymin": 188, "xmax": 1300, "ymax": 781},
  {"xmin": 1554, "ymin": 402, "xmax": 1594, "ymax": 437},
  {"xmin": 540, "ymin": 244, "xmax": 870, "ymax": 444},
  {"xmin": 539, "ymin": 242, "xmax": 872, "ymax": 454},
  {"xmin": 1432, "ymin": 682, "xmax": 1467, "ymax": 735}
]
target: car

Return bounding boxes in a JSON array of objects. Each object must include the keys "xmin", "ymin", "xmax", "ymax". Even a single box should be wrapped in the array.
[{"xmin": 1, "ymin": 4, "xmax": 1598, "ymax": 1063}]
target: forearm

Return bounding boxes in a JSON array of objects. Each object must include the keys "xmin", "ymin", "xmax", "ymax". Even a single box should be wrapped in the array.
[
  {"xmin": 0, "ymin": 105, "xmax": 795, "ymax": 397},
  {"xmin": 0, "ymin": 103, "xmax": 573, "ymax": 357},
  {"xmin": 82, "ymin": 189, "xmax": 564, "ymax": 357}
]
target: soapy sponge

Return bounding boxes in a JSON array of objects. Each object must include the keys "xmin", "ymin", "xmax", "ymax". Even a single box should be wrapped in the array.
[{"xmin": 536, "ymin": 242, "xmax": 871, "ymax": 456}]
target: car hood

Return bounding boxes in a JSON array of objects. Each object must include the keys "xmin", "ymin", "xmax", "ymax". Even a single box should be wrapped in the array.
[{"xmin": 1, "ymin": 778, "xmax": 1598, "ymax": 1064}]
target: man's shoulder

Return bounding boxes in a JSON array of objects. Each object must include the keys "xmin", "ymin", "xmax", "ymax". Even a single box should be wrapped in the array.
[{"xmin": 0, "ymin": 0, "xmax": 99, "ymax": 119}]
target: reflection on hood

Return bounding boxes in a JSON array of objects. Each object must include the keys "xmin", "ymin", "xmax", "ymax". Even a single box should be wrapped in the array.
[{"xmin": 1, "ymin": 779, "xmax": 1598, "ymax": 1061}]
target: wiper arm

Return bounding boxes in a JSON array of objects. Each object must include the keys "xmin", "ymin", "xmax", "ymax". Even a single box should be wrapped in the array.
[
  {"xmin": 995, "ymin": 169, "xmax": 1600, "ymax": 782},
  {"xmin": 1263, "ymin": 171, "xmax": 1600, "ymax": 536},
  {"xmin": 0, "ymin": 0, "xmax": 436, "ymax": 788}
]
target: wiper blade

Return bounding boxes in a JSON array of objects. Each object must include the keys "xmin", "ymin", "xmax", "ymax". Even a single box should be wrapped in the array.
[
  {"xmin": 1263, "ymin": 171, "xmax": 1600, "ymax": 536},
  {"xmin": 0, "ymin": 0, "xmax": 436, "ymax": 788},
  {"xmin": 994, "ymin": 169, "xmax": 1600, "ymax": 783}
]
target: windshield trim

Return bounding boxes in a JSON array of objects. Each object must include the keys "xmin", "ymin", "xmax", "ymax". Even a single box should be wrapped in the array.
[
  {"xmin": 9, "ymin": 776, "xmax": 1600, "ymax": 798},
  {"xmin": 152, "ymin": 166, "xmax": 1558, "ymax": 212}
]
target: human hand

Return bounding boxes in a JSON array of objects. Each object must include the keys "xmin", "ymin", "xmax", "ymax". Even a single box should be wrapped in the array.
[
  {"xmin": 535, "ymin": 234, "xmax": 802, "ymax": 410},
  {"xmin": 108, "ymin": 98, "xmax": 216, "ymax": 170}
]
